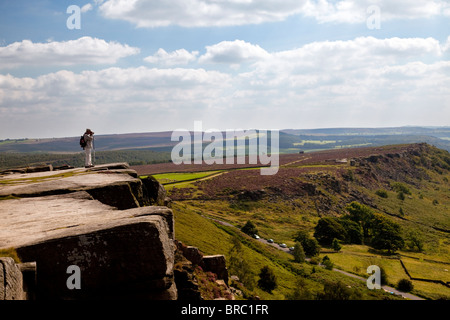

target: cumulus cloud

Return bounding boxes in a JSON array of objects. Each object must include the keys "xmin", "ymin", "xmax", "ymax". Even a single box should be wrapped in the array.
[
  {"xmin": 99, "ymin": 0, "xmax": 307, "ymax": 27},
  {"xmin": 144, "ymin": 48, "xmax": 199, "ymax": 66},
  {"xmin": 199, "ymin": 40, "xmax": 270, "ymax": 65},
  {"xmin": 0, "ymin": 37, "xmax": 140, "ymax": 69},
  {"xmin": 98, "ymin": 0, "xmax": 450, "ymax": 27},
  {"xmin": 1, "ymin": 36, "xmax": 449, "ymax": 138},
  {"xmin": 303, "ymin": 0, "xmax": 450, "ymax": 23}
]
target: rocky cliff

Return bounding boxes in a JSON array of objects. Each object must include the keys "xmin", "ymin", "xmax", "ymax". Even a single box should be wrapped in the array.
[{"xmin": 0, "ymin": 163, "xmax": 178, "ymax": 300}]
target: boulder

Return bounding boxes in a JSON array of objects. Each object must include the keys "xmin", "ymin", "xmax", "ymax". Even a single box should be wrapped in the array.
[
  {"xmin": 201, "ymin": 255, "xmax": 229, "ymax": 285},
  {"xmin": 15, "ymin": 214, "xmax": 175, "ymax": 300},
  {"xmin": 141, "ymin": 175, "xmax": 167, "ymax": 206}
]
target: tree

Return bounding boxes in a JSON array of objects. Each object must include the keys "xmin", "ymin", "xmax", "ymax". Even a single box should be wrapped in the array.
[
  {"xmin": 406, "ymin": 231, "xmax": 424, "ymax": 252},
  {"xmin": 293, "ymin": 242, "xmax": 306, "ymax": 263},
  {"xmin": 397, "ymin": 279, "xmax": 414, "ymax": 292},
  {"xmin": 345, "ymin": 201, "xmax": 374, "ymax": 240},
  {"xmin": 370, "ymin": 213, "xmax": 405, "ymax": 253},
  {"xmin": 322, "ymin": 256, "xmax": 334, "ymax": 270},
  {"xmin": 313, "ymin": 217, "xmax": 347, "ymax": 246},
  {"xmin": 241, "ymin": 220, "xmax": 258, "ymax": 237},
  {"xmin": 339, "ymin": 217, "xmax": 363, "ymax": 244},
  {"xmin": 257, "ymin": 266, "xmax": 277, "ymax": 293},
  {"xmin": 294, "ymin": 231, "xmax": 321, "ymax": 257},
  {"xmin": 332, "ymin": 238, "xmax": 342, "ymax": 252}
]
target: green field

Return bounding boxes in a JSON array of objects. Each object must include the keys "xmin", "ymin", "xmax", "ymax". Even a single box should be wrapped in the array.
[{"xmin": 149, "ymin": 170, "xmax": 223, "ymax": 185}]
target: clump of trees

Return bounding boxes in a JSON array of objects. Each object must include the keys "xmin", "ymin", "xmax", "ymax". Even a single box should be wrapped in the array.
[
  {"xmin": 241, "ymin": 220, "xmax": 258, "ymax": 237},
  {"xmin": 294, "ymin": 230, "xmax": 321, "ymax": 257},
  {"xmin": 313, "ymin": 201, "xmax": 405, "ymax": 254}
]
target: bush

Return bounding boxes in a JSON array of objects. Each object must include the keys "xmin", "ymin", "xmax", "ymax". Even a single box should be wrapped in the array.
[
  {"xmin": 241, "ymin": 220, "xmax": 258, "ymax": 236},
  {"xmin": 397, "ymin": 279, "xmax": 414, "ymax": 292},
  {"xmin": 257, "ymin": 266, "xmax": 277, "ymax": 293},
  {"xmin": 317, "ymin": 280, "xmax": 353, "ymax": 300},
  {"xmin": 375, "ymin": 189, "xmax": 388, "ymax": 198},
  {"xmin": 293, "ymin": 242, "xmax": 306, "ymax": 263},
  {"xmin": 322, "ymin": 256, "xmax": 334, "ymax": 270},
  {"xmin": 332, "ymin": 238, "xmax": 342, "ymax": 252},
  {"xmin": 391, "ymin": 182, "xmax": 411, "ymax": 195}
]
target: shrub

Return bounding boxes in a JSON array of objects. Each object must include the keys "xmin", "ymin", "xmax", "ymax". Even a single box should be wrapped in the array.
[
  {"xmin": 317, "ymin": 280, "xmax": 353, "ymax": 300},
  {"xmin": 397, "ymin": 279, "xmax": 414, "ymax": 292},
  {"xmin": 397, "ymin": 191, "xmax": 405, "ymax": 201},
  {"xmin": 391, "ymin": 182, "xmax": 411, "ymax": 195},
  {"xmin": 241, "ymin": 220, "xmax": 258, "ymax": 236},
  {"xmin": 293, "ymin": 242, "xmax": 306, "ymax": 263},
  {"xmin": 375, "ymin": 189, "xmax": 388, "ymax": 198},
  {"xmin": 322, "ymin": 256, "xmax": 334, "ymax": 270},
  {"xmin": 332, "ymin": 238, "xmax": 342, "ymax": 252},
  {"xmin": 257, "ymin": 266, "xmax": 277, "ymax": 293}
]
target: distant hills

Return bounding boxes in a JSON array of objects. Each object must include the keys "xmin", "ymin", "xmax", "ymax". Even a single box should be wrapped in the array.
[
  {"xmin": 1, "ymin": 126, "xmax": 449, "ymax": 154},
  {"xmin": 1, "ymin": 126, "xmax": 449, "ymax": 170}
]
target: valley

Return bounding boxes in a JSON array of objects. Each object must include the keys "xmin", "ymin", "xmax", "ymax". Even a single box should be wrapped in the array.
[{"xmin": 133, "ymin": 143, "xmax": 450, "ymax": 300}]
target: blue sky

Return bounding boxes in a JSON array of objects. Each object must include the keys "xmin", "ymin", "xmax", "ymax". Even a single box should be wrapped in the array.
[{"xmin": 0, "ymin": 0, "xmax": 449, "ymax": 139}]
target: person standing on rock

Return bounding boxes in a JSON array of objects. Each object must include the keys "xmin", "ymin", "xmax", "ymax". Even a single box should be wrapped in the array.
[{"xmin": 84, "ymin": 129, "xmax": 95, "ymax": 168}]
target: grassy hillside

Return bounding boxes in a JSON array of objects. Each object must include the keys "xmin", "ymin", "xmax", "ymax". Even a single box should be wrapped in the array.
[
  {"xmin": 173, "ymin": 201, "xmax": 399, "ymax": 300},
  {"xmin": 156, "ymin": 143, "xmax": 450, "ymax": 300}
]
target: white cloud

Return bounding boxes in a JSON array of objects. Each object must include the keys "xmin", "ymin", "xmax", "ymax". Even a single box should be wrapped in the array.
[
  {"xmin": 81, "ymin": 3, "xmax": 93, "ymax": 13},
  {"xmin": 144, "ymin": 48, "xmax": 199, "ymax": 66},
  {"xmin": 0, "ymin": 37, "xmax": 140, "ymax": 69},
  {"xmin": 98, "ymin": 0, "xmax": 450, "ymax": 27},
  {"xmin": 198, "ymin": 40, "xmax": 270, "ymax": 65},
  {"xmin": 1, "ymin": 36, "xmax": 449, "ymax": 138},
  {"xmin": 303, "ymin": 0, "xmax": 450, "ymax": 23},
  {"xmin": 99, "ymin": 0, "xmax": 307, "ymax": 27},
  {"xmin": 0, "ymin": 66, "xmax": 232, "ymax": 138}
]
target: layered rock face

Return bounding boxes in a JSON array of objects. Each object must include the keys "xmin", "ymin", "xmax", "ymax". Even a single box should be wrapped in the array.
[{"xmin": 0, "ymin": 163, "xmax": 176, "ymax": 300}]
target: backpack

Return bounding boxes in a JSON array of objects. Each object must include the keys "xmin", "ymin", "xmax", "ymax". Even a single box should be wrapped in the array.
[{"xmin": 80, "ymin": 135, "xmax": 87, "ymax": 149}]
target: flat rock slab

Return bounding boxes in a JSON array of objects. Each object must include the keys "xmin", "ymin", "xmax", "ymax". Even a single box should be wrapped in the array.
[
  {"xmin": 0, "ymin": 170, "xmax": 139, "ymax": 198},
  {"xmin": 0, "ymin": 191, "xmax": 173, "ymax": 250}
]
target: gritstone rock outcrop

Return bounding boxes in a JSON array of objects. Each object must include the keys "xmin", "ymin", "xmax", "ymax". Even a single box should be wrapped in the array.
[{"xmin": 0, "ymin": 163, "xmax": 176, "ymax": 300}]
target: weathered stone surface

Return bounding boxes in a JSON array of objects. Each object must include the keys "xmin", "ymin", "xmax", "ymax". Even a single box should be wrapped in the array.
[
  {"xmin": 0, "ymin": 257, "xmax": 24, "ymax": 300},
  {"xmin": 15, "ymin": 215, "xmax": 175, "ymax": 300},
  {"xmin": 141, "ymin": 175, "xmax": 167, "ymax": 206},
  {"xmin": 0, "ymin": 163, "xmax": 154, "ymax": 210},
  {"xmin": 174, "ymin": 249, "xmax": 202, "ymax": 301},
  {"xmin": 201, "ymin": 255, "xmax": 229, "ymax": 285},
  {"xmin": 176, "ymin": 241, "xmax": 203, "ymax": 266},
  {"xmin": 175, "ymin": 241, "xmax": 228, "ymax": 286},
  {"xmin": 0, "ymin": 163, "xmax": 177, "ymax": 300}
]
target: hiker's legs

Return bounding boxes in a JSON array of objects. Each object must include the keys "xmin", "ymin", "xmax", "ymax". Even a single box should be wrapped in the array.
[{"xmin": 85, "ymin": 148, "xmax": 92, "ymax": 167}]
